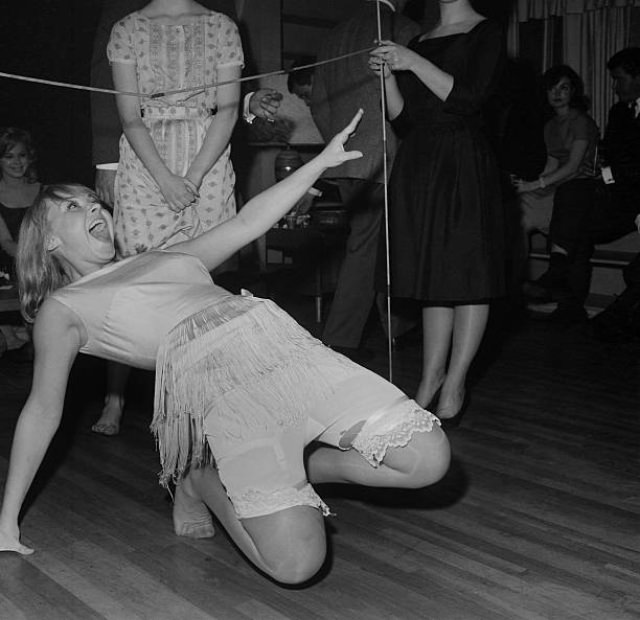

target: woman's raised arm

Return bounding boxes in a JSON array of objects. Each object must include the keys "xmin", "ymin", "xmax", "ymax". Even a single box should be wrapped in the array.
[
  {"xmin": 186, "ymin": 64, "xmax": 241, "ymax": 190},
  {"xmin": 0, "ymin": 300, "xmax": 83, "ymax": 554},
  {"xmin": 171, "ymin": 110, "xmax": 364, "ymax": 272}
]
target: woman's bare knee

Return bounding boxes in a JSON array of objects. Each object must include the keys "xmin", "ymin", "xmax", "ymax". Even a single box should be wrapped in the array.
[
  {"xmin": 385, "ymin": 428, "xmax": 451, "ymax": 488},
  {"xmin": 242, "ymin": 506, "xmax": 326, "ymax": 584}
]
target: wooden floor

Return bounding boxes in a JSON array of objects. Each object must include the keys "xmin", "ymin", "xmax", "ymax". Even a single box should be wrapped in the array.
[{"xmin": 0, "ymin": 290, "xmax": 639, "ymax": 620}]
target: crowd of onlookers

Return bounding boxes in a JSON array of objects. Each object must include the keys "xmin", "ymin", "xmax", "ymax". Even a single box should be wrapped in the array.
[
  {"xmin": 1, "ymin": 33, "xmax": 640, "ymax": 357},
  {"xmin": 499, "ymin": 48, "xmax": 640, "ymax": 338}
]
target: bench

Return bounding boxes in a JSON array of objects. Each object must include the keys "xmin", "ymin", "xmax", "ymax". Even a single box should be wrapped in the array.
[{"xmin": 528, "ymin": 231, "xmax": 639, "ymax": 308}]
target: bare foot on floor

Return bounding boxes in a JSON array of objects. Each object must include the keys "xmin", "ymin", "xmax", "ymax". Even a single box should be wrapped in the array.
[
  {"xmin": 173, "ymin": 475, "xmax": 216, "ymax": 539},
  {"xmin": 91, "ymin": 398, "xmax": 123, "ymax": 436}
]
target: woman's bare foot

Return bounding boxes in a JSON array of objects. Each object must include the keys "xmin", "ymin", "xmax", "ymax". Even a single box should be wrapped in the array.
[
  {"xmin": 91, "ymin": 396, "xmax": 124, "ymax": 436},
  {"xmin": 435, "ymin": 387, "xmax": 466, "ymax": 420},
  {"xmin": 0, "ymin": 525, "xmax": 34, "ymax": 555},
  {"xmin": 173, "ymin": 473, "xmax": 215, "ymax": 539}
]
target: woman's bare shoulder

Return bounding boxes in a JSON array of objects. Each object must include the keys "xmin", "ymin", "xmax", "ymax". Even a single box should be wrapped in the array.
[{"xmin": 36, "ymin": 297, "xmax": 82, "ymax": 331}]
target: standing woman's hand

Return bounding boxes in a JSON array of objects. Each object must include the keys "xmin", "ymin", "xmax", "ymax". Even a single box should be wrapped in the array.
[
  {"xmin": 370, "ymin": 41, "xmax": 419, "ymax": 74},
  {"xmin": 158, "ymin": 173, "xmax": 199, "ymax": 213},
  {"xmin": 369, "ymin": 48, "xmax": 393, "ymax": 79}
]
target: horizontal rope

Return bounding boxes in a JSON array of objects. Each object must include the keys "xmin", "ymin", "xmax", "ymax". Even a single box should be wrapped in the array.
[{"xmin": 0, "ymin": 46, "xmax": 376, "ymax": 100}]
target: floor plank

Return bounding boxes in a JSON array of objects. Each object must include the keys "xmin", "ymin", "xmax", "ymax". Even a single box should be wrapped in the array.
[{"xmin": 0, "ymin": 292, "xmax": 639, "ymax": 619}]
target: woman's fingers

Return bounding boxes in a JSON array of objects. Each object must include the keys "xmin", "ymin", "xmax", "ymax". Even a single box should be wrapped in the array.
[
  {"xmin": 183, "ymin": 178, "xmax": 200, "ymax": 197},
  {"xmin": 321, "ymin": 110, "xmax": 364, "ymax": 168},
  {"xmin": 342, "ymin": 109, "xmax": 364, "ymax": 138}
]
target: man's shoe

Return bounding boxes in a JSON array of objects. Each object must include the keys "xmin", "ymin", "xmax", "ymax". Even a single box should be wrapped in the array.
[
  {"xmin": 547, "ymin": 303, "xmax": 588, "ymax": 325},
  {"xmin": 523, "ymin": 280, "xmax": 553, "ymax": 303}
]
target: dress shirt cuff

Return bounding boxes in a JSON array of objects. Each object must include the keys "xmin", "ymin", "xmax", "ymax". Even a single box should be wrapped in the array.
[
  {"xmin": 243, "ymin": 91, "xmax": 256, "ymax": 124},
  {"xmin": 601, "ymin": 166, "xmax": 615, "ymax": 185},
  {"xmin": 96, "ymin": 163, "xmax": 118, "ymax": 171}
]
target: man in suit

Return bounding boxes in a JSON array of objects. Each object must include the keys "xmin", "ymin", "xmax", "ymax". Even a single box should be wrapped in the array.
[
  {"xmin": 537, "ymin": 47, "xmax": 640, "ymax": 323},
  {"xmin": 90, "ymin": 0, "xmax": 280, "ymax": 205},
  {"xmin": 310, "ymin": 0, "xmax": 421, "ymax": 358}
]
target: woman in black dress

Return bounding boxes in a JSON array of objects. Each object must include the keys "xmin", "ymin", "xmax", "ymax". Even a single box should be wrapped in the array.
[{"xmin": 370, "ymin": 0, "xmax": 505, "ymax": 421}]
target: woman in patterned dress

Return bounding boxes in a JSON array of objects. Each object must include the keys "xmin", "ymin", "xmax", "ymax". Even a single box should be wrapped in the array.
[
  {"xmin": 93, "ymin": 0, "xmax": 244, "ymax": 436},
  {"xmin": 108, "ymin": 0, "xmax": 243, "ymax": 254}
]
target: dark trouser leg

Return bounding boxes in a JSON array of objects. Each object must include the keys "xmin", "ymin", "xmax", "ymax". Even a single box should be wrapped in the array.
[
  {"xmin": 562, "ymin": 183, "xmax": 636, "ymax": 310},
  {"xmin": 623, "ymin": 252, "xmax": 640, "ymax": 289},
  {"xmin": 322, "ymin": 180, "xmax": 383, "ymax": 349},
  {"xmin": 548, "ymin": 179, "xmax": 597, "ymax": 302},
  {"xmin": 591, "ymin": 252, "xmax": 640, "ymax": 340}
]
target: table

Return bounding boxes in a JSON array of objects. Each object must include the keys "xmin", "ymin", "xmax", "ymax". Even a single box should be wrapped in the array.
[{"xmin": 265, "ymin": 224, "xmax": 347, "ymax": 322}]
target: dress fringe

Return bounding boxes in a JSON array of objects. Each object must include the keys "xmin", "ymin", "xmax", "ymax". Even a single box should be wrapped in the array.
[{"xmin": 151, "ymin": 295, "xmax": 356, "ymax": 486}]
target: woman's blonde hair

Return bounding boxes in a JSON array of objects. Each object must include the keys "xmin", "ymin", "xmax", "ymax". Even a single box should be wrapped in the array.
[{"xmin": 16, "ymin": 184, "xmax": 90, "ymax": 322}]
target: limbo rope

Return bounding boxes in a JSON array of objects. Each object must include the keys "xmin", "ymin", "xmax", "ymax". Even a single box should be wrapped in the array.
[
  {"xmin": 0, "ymin": 28, "xmax": 397, "ymax": 382},
  {"xmin": 0, "ymin": 47, "xmax": 375, "ymax": 100}
]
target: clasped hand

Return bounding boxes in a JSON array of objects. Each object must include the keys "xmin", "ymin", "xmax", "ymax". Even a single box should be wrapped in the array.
[
  {"xmin": 251, "ymin": 88, "xmax": 284, "ymax": 122},
  {"xmin": 511, "ymin": 176, "xmax": 539, "ymax": 194},
  {"xmin": 369, "ymin": 40, "xmax": 416, "ymax": 77},
  {"xmin": 159, "ymin": 174, "xmax": 200, "ymax": 212}
]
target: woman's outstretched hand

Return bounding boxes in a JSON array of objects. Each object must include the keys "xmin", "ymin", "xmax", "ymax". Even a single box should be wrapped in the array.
[
  {"xmin": 0, "ymin": 526, "xmax": 34, "ymax": 555},
  {"xmin": 319, "ymin": 109, "xmax": 364, "ymax": 169}
]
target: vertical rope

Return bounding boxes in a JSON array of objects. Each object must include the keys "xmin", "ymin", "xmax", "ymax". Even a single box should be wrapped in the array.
[{"xmin": 376, "ymin": 0, "xmax": 394, "ymax": 383}]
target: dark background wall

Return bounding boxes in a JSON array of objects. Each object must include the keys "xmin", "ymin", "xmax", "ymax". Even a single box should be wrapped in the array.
[
  {"xmin": 0, "ymin": 0, "xmax": 515, "ymax": 186},
  {"xmin": 0, "ymin": 0, "xmax": 102, "ymax": 185}
]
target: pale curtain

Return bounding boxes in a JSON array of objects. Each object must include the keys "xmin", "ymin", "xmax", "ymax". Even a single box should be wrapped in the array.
[{"xmin": 507, "ymin": 0, "xmax": 640, "ymax": 132}]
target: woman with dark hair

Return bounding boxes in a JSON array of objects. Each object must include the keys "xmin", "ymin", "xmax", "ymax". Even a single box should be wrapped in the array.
[
  {"xmin": 368, "ymin": 0, "xmax": 506, "ymax": 421},
  {"xmin": 0, "ymin": 128, "xmax": 40, "ymax": 267},
  {"xmin": 0, "ymin": 113, "xmax": 450, "ymax": 585},
  {"xmin": 514, "ymin": 65, "xmax": 600, "ymax": 319}
]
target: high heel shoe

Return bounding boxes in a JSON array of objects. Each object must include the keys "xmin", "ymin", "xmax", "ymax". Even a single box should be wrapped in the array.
[
  {"xmin": 435, "ymin": 390, "xmax": 468, "ymax": 428},
  {"xmin": 416, "ymin": 376, "xmax": 445, "ymax": 411},
  {"xmin": 424, "ymin": 387, "xmax": 442, "ymax": 413}
]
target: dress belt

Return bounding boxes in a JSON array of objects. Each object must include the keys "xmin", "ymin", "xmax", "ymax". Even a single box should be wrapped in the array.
[{"xmin": 141, "ymin": 106, "xmax": 217, "ymax": 120}]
